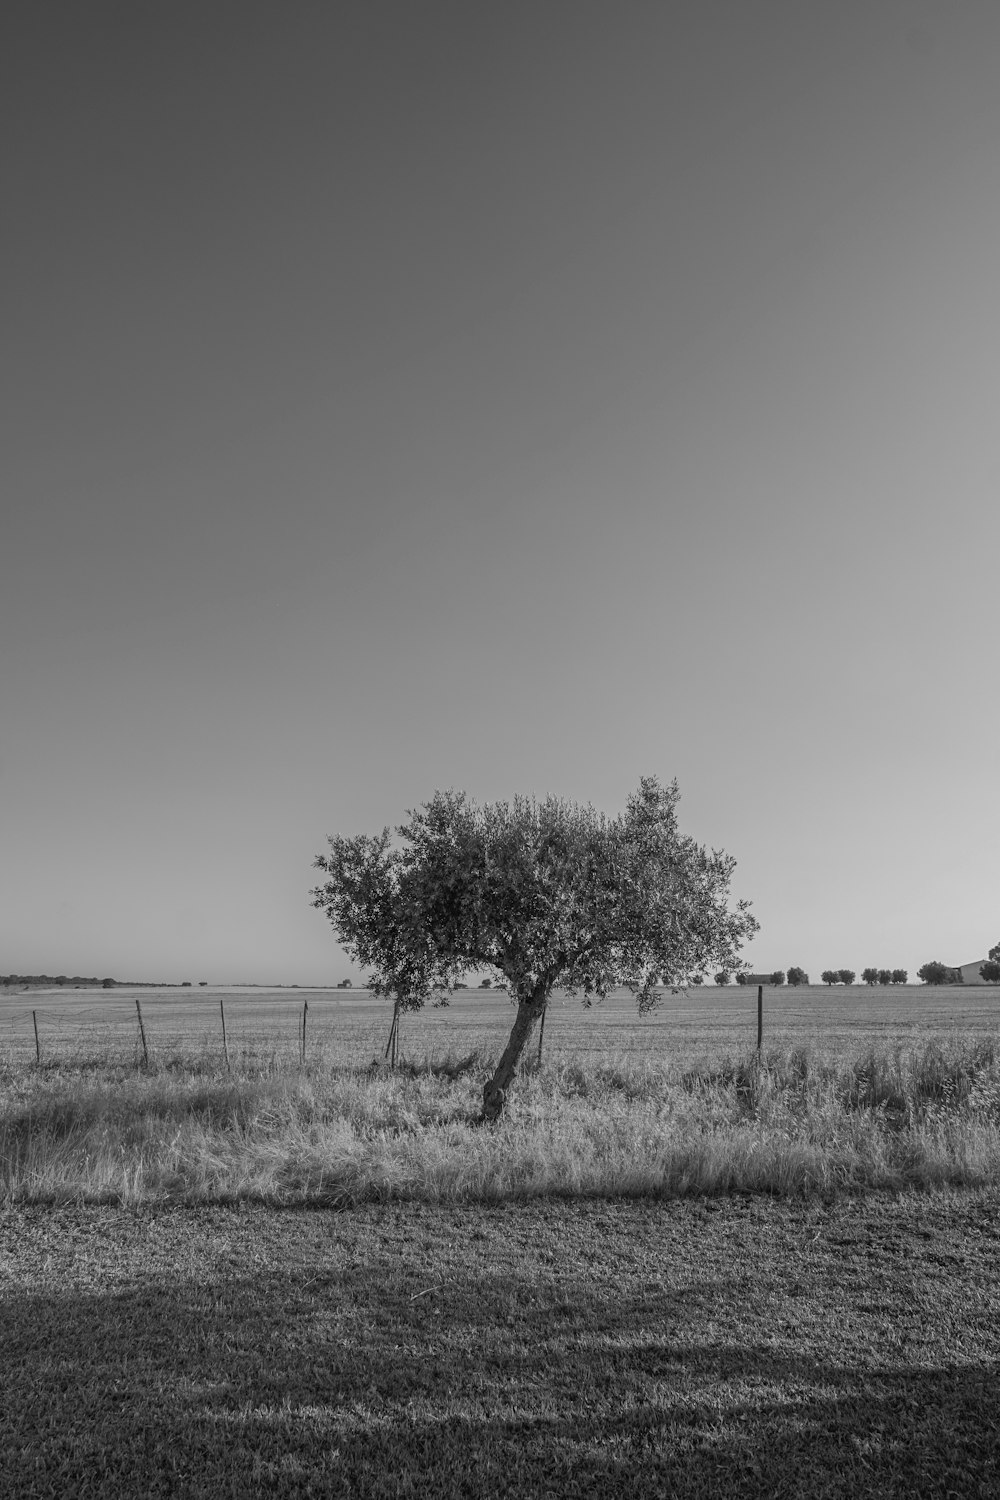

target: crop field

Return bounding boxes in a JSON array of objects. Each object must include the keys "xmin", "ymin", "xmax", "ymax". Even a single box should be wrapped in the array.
[{"xmin": 3, "ymin": 982, "xmax": 999, "ymax": 1073}]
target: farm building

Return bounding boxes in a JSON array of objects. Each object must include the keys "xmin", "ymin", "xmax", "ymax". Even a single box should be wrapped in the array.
[{"xmin": 959, "ymin": 959, "xmax": 992, "ymax": 984}]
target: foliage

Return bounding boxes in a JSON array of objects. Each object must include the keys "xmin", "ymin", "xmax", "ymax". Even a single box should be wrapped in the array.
[
  {"xmin": 980, "ymin": 961, "xmax": 1000, "ymax": 983},
  {"xmin": 786, "ymin": 966, "xmax": 808, "ymax": 986},
  {"xmin": 838, "ymin": 969, "xmax": 856, "ymax": 986},
  {"xmin": 714, "ymin": 970, "xmax": 730, "ymax": 986},
  {"xmin": 821, "ymin": 970, "xmax": 839, "ymax": 985},
  {"xmin": 892, "ymin": 969, "xmax": 908, "ymax": 984},
  {"xmin": 312, "ymin": 777, "xmax": 758, "ymax": 1117},
  {"xmin": 918, "ymin": 961, "xmax": 963, "ymax": 985},
  {"xmin": 770, "ymin": 970, "xmax": 785, "ymax": 986},
  {"xmin": 862, "ymin": 968, "xmax": 879, "ymax": 986}
]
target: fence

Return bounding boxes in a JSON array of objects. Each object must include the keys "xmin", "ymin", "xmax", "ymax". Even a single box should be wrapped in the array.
[{"xmin": 1, "ymin": 984, "xmax": 998, "ymax": 1074}]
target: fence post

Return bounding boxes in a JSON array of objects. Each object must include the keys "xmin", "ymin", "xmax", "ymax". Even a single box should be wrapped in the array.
[
  {"xmin": 384, "ymin": 996, "xmax": 400, "ymax": 1068},
  {"xmin": 136, "ymin": 997, "xmax": 149, "ymax": 1067},
  {"xmin": 757, "ymin": 984, "xmax": 763, "ymax": 1052},
  {"xmin": 220, "ymin": 998, "xmax": 230, "ymax": 1071},
  {"xmin": 32, "ymin": 1010, "xmax": 40, "ymax": 1066},
  {"xmin": 301, "ymin": 999, "xmax": 308, "ymax": 1067}
]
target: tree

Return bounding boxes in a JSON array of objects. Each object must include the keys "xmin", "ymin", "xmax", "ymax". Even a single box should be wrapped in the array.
[
  {"xmin": 917, "ymin": 961, "xmax": 962, "ymax": 985},
  {"xmin": 312, "ymin": 777, "xmax": 758, "ymax": 1120},
  {"xmin": 820, "ymin": 970, "xmax": 839, "ymax": 985},
  {"xmin": 786, "ymin": 966, "xmax": 808, "ymax": 986},
  {"xmin": 838, "ymin": 969, "xmax": 856, "ymax": 986},
  {"xmin": 979, "ymin": 943, "xmax": 1000, "ymax": 983},
  {"xmin": 771, "ymin": 970, "xmax": 785, "ymax": 986},
  {"xmin": 891, "ymin": 969, "xmax": 908, "ymax": 985},
  {"xmin": 877, "ymin": 969, "xmax": 892, "ymax": 987},
  {"xmin": 862, "ymin": 968, "xmax": 879, "ymax": 986},
  {"xmin": 714, "ymin": 971, "xmax": 730, "ymax": 986}
]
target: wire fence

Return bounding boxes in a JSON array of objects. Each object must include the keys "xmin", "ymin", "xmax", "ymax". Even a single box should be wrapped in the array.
[{"xmin": 1, "ymin": 985, "xmax": 999, "ymax": 1075}]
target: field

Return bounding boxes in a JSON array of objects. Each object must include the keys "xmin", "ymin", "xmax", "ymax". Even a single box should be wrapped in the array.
[
  {"xmin": 3, "ymin": 984, "xmax": 1000, "ymax": 1493},
  {"xmin": 5, "ymin": 980, "xmax": 1000, "ymax": 1072}
]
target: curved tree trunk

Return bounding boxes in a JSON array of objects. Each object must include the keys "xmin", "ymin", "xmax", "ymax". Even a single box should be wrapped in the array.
[{"xmin": 481, "ymin": 987, "xmax": 548, "ymax": 1121}]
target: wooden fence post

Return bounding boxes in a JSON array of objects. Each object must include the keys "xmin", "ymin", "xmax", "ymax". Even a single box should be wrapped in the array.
[
  {"xmin": 32, "ymin": 1010, "xmax": 40, "ymax": 1066},
  {"xmin": 757, "ymin": 984, "xmax": 763, "ymax": 1052},
  {"xmin": 136, "ymin": 997, "xmax": 149, "ymax": 1067},
  {"xmin": 220, "ymin": 998, "xmax": 230, "ymax": 1071},
  {"xmin": 384, "ymin": 996, "xmax": 400, "ymax": 1067},
  {"xmin": 301, "ymin": 999, "xmax": 308, "ymax": 1066}
]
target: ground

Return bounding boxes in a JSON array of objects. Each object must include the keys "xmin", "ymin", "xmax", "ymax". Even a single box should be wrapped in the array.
[{"xmin": 3, "ymin": 1189, "xmax": 999, "ymax": 1497}]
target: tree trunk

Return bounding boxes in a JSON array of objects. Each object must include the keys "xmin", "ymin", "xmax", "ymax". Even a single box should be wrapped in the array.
[{"xmin": 481, "ymin": 987, "xmax": 548, "ymax": 1121}]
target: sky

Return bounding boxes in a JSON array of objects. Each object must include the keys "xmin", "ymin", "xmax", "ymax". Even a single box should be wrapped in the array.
[{"xmin": 3, "ymin": 2, "xmax": 998, "ymax": 985}]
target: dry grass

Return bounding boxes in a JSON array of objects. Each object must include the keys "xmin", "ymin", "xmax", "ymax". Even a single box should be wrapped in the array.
[{"xmin": 4, "ymin": 1035, "xmax": 1000, "ymax": 1205}]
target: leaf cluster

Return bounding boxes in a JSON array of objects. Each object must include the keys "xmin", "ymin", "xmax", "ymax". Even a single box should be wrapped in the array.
[{"xmin": 312, "ymin": 777, "xmax": 758, "ymax": 1010}]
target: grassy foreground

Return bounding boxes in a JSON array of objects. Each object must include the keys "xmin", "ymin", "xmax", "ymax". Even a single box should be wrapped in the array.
[
  {"xmin": 2, "ymin": 1192, "xmax": 999, "ymax": 1496},
  {"xmin": 3, "ymin": 1036, "xmax": 1000, "ymax": 1204}
]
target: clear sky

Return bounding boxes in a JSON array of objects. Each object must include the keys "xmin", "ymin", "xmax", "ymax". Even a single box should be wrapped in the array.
[{"xmin": 4, "ymin": 2, "xmax": 998, "ymax": 985}]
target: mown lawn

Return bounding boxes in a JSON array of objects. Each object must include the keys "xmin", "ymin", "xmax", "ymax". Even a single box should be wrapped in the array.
[{"xmin": 3, "ymin": 1190, "xmax": 999, "ymax": 1497}]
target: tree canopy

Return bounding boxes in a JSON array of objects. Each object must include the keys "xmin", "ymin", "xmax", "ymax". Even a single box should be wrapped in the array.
[
  {"xmin": 312, "ymin": 776, "xmax": 758, "ymax": 1118},
  {"xmin": 980, "ymin": 942, "xmax": 1000, "ymax": 983}
]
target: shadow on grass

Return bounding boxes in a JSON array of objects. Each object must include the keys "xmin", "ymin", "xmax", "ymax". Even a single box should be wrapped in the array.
[{"xmin": 3, "ymin": 1257, "xmax": 997, "ymax": 1498}]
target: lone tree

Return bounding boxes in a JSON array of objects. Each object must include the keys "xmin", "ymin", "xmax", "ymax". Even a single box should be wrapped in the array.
[
  {"xmin": 311, "ymin": 777, "xmax": 758, "ymax": 1120},
  {"xmin": 917, "ymin": 960, "xmax": 962, "ymax": 985},
  {"xmin": 979, "ymin": 943, "xmax": 1000, "ymax": 983},
  {"xmin": 786, "ymin": 966, "xmax": 808, "ymax": 986}
]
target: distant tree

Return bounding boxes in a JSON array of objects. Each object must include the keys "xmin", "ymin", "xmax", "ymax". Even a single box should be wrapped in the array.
[
  {"xmin": 714, "ymin": 971, "xmax": 730, "ymax": 986},
  {"xmin": 770, "ymin": 970, "xmax": 785, "ymax": 986},
  {"xmin": 980, "ymin": 943, "xmax": 1000, "ymax": 982},
  {"xmin": 785, "ymin": 966, "xmax": 807, "ymax": 986},
  {"xmin": 838, "ymin": 970, "xmax": 856, "ymax": 986},
  {"xmin": 877, "ymin": 969, "xmax": 892, "ymax": 986},
  {"xmin": 917, "ymin": 961, "xmax": 949, "ymax": 985},
  {"xmin": 199, "ymin": 981, "xmax": 208, "ymax": 987},
  {"xmin": 101, "ymin": 977, "xmax": 116, "ymax": 989},
  {"xmin": 312, "ymin": 776, "xmax": 758, "ymax": 1119},
  {"xmin": 891, "ymin": 969, "xmax": 908, "ymax": 985},
  {"xmin": 479, "ymin": 978, "xmax": 492, "ymax": 988},
  {"xmin": 691, "ymin": 974, "xmax": 704, "ymax": 986},
  {"xmin": 820, "ymin": 970, "xmax": 838, "ymax": 985},
  {"xmin": 181, "ymin": 981, "xmax": 192, "ymax": 987},
  {"xmin": 862, "ymin": 968, "xmax": 879, "ymax": 986}
]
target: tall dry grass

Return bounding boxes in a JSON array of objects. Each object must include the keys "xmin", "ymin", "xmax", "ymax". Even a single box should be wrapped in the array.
[{"xmin": 2, "ymin": 1036, "xmax": 1000, "ymax": 1205}]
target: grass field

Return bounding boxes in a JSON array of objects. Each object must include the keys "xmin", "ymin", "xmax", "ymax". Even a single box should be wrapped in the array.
[
  {"xmin": 4, "ymin": 983, "xmax": 1000, "ymax": 1493},
  {"xmin": 3, "ymin": 1193, "xmax": 999, "ymax": 1496},
  {"xmin": 4, "ymin": 981, "xmax": 1000, "ymax": 1072}
]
